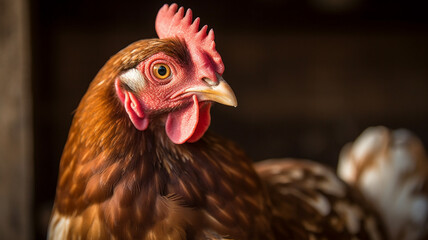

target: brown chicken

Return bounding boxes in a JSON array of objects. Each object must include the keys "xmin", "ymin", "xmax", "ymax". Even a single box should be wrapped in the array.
[{"xmin": 48, "ymin": 4, "xmax": 390, "ymax": 239}]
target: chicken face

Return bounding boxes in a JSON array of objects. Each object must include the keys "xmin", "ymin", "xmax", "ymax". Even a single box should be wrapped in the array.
[{"xmin": 114, "ymin": 4, "xmax": 236, "ymax": 144}]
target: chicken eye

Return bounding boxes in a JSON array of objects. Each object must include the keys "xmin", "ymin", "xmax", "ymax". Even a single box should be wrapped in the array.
[{"xmin": 153, "ymin": 63, "xmax": 171, "ymax": 80}]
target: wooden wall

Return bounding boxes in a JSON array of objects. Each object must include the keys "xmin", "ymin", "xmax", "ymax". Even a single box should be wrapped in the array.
[{"xmin": 0, "ymin": 0, "xmax": 32, "ymax": 239}]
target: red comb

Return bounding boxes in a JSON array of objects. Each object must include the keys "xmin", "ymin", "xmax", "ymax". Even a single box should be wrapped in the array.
[{"xmin": 155, "ymin": 4, "xmax": 224, "ymax": 74}]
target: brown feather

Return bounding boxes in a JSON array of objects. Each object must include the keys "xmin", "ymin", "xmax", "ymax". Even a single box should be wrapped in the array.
[
  {"xmin": 49, "ymin": 39, "xmax": 273, "ymax": 239},
  {"xmin": 255, "ymin": 159, "xmax": 387, "ymax": 240}
]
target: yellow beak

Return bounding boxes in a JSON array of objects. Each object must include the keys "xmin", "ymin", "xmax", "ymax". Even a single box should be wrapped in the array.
[{"xmin": 184, "ymin": 77, "xmax": 238, "ymax": 107}]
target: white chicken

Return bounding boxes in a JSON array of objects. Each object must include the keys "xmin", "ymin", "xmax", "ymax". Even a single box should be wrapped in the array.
[{"xmin": 339, "ymin": 126, "xmax": 428, "ymax": 240}]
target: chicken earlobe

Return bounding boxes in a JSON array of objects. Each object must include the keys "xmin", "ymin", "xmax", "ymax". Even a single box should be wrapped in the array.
[{"xmin": 115, "ymin": 78, "xmax": 149, "ymax": 130}]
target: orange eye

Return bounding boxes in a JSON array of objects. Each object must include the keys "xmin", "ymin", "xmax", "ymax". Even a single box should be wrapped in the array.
[{"xmin": 152, "ymin": 63, "xmax": 171, "ymax": 80}]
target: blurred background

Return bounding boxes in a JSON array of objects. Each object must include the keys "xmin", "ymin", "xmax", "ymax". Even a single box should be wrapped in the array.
[{"xmin": 1, "ymin": 0, "xmax": 427, "ymax": 239}]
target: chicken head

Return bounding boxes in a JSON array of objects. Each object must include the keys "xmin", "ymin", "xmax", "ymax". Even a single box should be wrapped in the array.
[{"xmin": 114, "ymin": 4, "xmax": 237, "ymax": 144}]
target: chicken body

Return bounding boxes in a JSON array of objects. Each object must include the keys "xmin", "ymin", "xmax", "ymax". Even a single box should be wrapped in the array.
[
  {"xmin": 50, "ymin": 119, "xmax": 272, "ymax": 239},
  {"xmin": 49, "ymin": 4, "xmax": 388, "ymax": 239}
]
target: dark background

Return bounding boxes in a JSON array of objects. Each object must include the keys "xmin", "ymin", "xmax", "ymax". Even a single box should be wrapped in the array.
[{"xmin": 30, "ymin": 0, "xmax": 428, "ymax": 238}]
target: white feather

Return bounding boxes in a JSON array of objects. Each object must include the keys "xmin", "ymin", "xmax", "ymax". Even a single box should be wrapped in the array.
[
  {"xmin": 48, "ymin": 211, "xmax": 71, "ymax": 240},
  {"xmin": 338, "ymin": 126, "xmax": 428, "ymax": 240}
]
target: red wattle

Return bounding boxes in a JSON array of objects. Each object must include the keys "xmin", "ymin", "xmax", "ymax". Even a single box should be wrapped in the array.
[
  {"xmin": 187, "ymin": 102, "xmax": 211, "ymax": 143},
  {"xmin": 165, "ymin": 96, "xmax": 212, "ymax": 144},
  {"xmin": 165, "ymin": 95, "xmax": 200, "ymax": 144}
]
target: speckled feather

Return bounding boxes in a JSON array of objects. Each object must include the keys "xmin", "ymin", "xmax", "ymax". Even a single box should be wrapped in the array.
[{"xmin": 255, "ymin": 159, "xmax": 387, "ymax": 240}]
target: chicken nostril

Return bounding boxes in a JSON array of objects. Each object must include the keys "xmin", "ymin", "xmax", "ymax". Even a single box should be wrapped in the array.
[{"xmin": 203, "ymin": 77, "xmax": 218, "ymax": 87}]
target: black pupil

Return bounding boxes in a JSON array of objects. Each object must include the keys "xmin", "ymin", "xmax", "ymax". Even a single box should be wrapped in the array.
[{"xmin": 158, "ymin": 66, "xmax": 167, "ymax": 76}]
